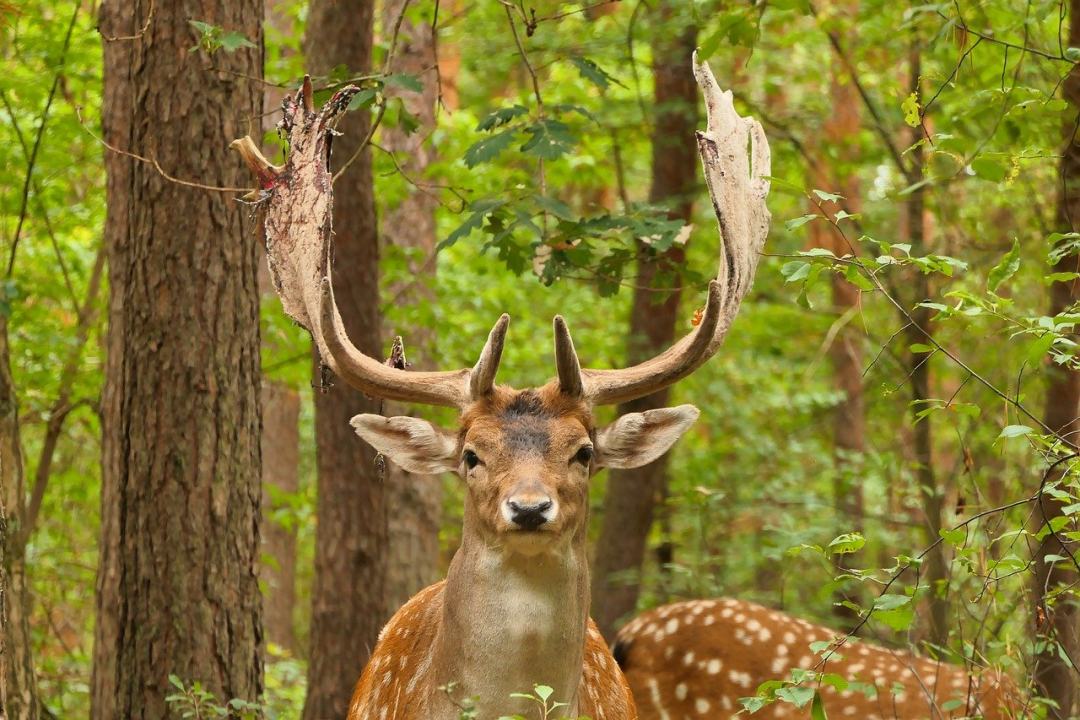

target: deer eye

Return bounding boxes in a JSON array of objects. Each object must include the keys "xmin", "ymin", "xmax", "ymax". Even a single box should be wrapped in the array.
[
  {"xmin": 573, "ymin": 445, "xmax": 594, "ymax": 466},
  {"xmin": 463, "ymin": 449, "xmax": 480, "ymax": 469}
]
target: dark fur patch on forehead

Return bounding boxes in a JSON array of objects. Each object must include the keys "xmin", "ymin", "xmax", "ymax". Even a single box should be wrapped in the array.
[{"xmin": 459, "ymin": 383, "xmax": 594, "ymax": 437}]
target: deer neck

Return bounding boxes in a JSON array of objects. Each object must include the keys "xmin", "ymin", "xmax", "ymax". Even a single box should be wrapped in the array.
[{"xmin": 434, "ymin": 517, "xmax": 590, "ymax": 720}]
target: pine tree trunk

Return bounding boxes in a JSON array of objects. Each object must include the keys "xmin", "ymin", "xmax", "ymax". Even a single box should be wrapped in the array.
[
  {"xmin": 1033, "ymin": 3, "xmax": 1080, "ymax": 711},
  {"xmin": 0, "ymin": 314, "xmax": 39, "ymax": 720},
  {"xmin": 591, "ymin": 14, "xmax": 697, "ymax": 641},
  {"xmin": 302, "ymin": 2, "xmax": 388, "ymax": 717},
  {"xmin": 380, "ymin": 0, "xmax": 443, "ymax": 613},
  {"xmin": 91, "ymin": 2, "xmax": 264, "ymax": 718},
  {"xmin": 260, "ymin": 382, "xmax": 300, "ymax": 655}
]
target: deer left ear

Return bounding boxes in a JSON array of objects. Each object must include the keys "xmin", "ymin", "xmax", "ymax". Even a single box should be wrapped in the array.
[
  {"xmin": 595, "ymin": 405, "xmax": 700, "ymax": 469},
  {"xmin": 350, "ymin": 414, "xmax": 459, "ymax": 474}
]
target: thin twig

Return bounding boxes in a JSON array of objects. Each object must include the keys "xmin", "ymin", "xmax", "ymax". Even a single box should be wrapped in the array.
[
  {"xmin": 7, "ymin": 2, "xmax": 80, "ymax": 276},
  {"xmin": 98, "ymin": 0, "xmax": 153, "ymax": 42},
  {"xmin": 75, "ymin": 106, "xmax": 250, "ymax": 193}
]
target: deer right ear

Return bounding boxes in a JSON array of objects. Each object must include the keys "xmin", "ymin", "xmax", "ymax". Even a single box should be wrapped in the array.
[
  {"xmin": 350, "ymin": 414, "xmax": 459, "ymax": 474},
  {"xmin": 595, "ymin": 405, "xmax": 700, "ymax": 469}
]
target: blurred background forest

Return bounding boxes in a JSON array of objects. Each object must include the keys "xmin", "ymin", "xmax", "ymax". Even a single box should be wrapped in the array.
[{"xmin": 2, "ymin": 0, "xmax": 1080, "ymax": 717}]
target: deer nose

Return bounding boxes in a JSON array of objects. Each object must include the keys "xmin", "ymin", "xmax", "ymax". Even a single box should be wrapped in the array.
[{"xmin": 508, "ymin": 498, "xmax": 553, "ymax": 530}]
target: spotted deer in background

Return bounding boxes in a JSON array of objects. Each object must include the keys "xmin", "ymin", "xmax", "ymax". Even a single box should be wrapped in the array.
[
  {"xmin": 233, "ymin": 54, "xmax": 771, "ymax": 720},
  {"xmin": 615, "ymin": 598, "xmax": 1023, "ymax": 719}
]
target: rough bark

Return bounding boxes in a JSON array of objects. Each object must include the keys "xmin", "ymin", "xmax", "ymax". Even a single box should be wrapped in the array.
[
  {"xmin": 302, "ymin": 2, "xmax": 387, "ymax": 717},
  {"xmin": 1, "ymin": 315, "xmax": 39, "ymax": 720},
  {"xmin": 380, "ymin": 0, "xmax": 444, "ymax": 613},
  {"xmin": 590, "ymin": 15, "xmax": 698, "ymax": 641},
  {"xmin": 260, "ymin": 383, "xmax": 300, "ymax": 655},
  {"xmin": 1033, "ymin": 2, "xmax": 1080, "ymax": 711},
  {"xmin": 91, "ymin": 2, "xmax": 264, "ymax": 718}
]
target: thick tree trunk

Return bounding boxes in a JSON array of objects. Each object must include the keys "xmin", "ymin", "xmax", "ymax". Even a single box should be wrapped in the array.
[
  {"xmin": 0, "ymin": 315, "xmax": 39, "ymax": 720},
  {"xmin": 302, "ymin": 3, "xmax": 388, "ymax": 718},
  {"xmin": 380, "ymin": 0, "xmax": 443, "ymax": 613},
  {"xmin": 260, "ymin": 383, "xmax": 300, "ymax": 655},
  {"xmin": 590, "ymin": 15, "xmax": 697, "ymax": 641},
  {"xmin": 91, "ymin": 2, "xmax": 264, "ymax": 718},
  {"xmin": 1033, "ymin": 3, "xmax": 1080, "ymax": 712}
]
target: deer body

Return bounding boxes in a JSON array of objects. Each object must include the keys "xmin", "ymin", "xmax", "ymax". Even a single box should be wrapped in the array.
[
  {"xmin": 615, "ymin": 599, "xmax": 1021, "ymax": 720},
  {"xmin": 234, "ymin": 57, "xmax": 770, "ymax": 720}
]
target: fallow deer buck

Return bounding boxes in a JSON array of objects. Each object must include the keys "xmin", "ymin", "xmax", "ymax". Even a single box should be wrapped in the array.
[
  {"xmin": 233, "ymin": 55, "xmax": 770, "ymax": 720},
  {"xmin": 614, "ymin": 599, "xmax": 1022, "ymax": 719}
]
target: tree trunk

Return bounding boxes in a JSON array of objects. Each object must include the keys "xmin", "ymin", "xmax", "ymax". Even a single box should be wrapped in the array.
[
  {"xmin": 380, "ymin": 0, "xmax": 443, "ymax": 613},
  {"xmin": 91, "ymin": 2, "xmax": 264, "ymax": 718},
  {"xmin": 1, "ymin": 314, "xmax": 39, "ymax": 720},
  {"xmin": 590, "ymin": 14, "xmax": 697, "ymax": 641},
  {"xmin": 302, "ymin": 3, "xmax": 387, "ymax": 718},
  {"xmin": 902, "ymin": 47, "xmax": 949, "ymax": 648},
  {"xmin": 808, "ymin": 0, "xmax": 865, "ymax": 626},
  {"xmin": 260, "ymin": 383, "xmax": 300, "ymax": 655},
  {"xmin": 1033, "ymin": 2, "xmax": 1080, "ymax": 712}
]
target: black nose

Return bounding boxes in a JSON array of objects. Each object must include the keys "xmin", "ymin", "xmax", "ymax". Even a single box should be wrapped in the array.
[{"xmin": 509, "ymin": 499, "xmax": 552, "ymax": 530}]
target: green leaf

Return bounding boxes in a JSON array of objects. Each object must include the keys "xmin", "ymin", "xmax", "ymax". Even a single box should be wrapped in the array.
[
  {"xmin": 347, "ymin": 88, "xmax": 378, "ymax": 111},
  {"xmin": 384, "ymin": 73, "xmax": 423, "ymax": 92},
  {"xmin": 534, "ymin": 685, "xmax": 554, "ymax": 702},
  {"xmin": 909, "ymin": 343, "xmax": 934, "ymax": 353},
  {"xmin": 971, "ymin": 156, "xmax": 1008, "ymax": 182},
  {"xmin": 777, "ymin": 686, "xmax": 815, "ymax": 708},
  {"xmin": 939, "ymin": 527, "xmax": 967, "ymax": 547},
  {"xmin": 169, "ymin": 675, "xmax": 185, "ymax": 691},
  {"xmin": 827, "ymin": 532, "xmax": 865, "ymax": 555},
  {"xmin": 533, "ymin": 195, "xmax": 573, "ymax": 220},
  {"xmin": 813, "ymin": 189, "xmax": 844, "ymax": 202},
  {"xmin": 873, "ymin": 594, "xmax": 911, "ymax": 611},
  {"xmin": 520, "ymin": 119, "xmax": 576, "ymax": 160},
  {"xmin": 476, "ymin": 105, "xmax": 529, "ymax": 132},
  {"xmin": 987, "ymin": 239, "xmax": 1021, "ymax": 292},
  {"xmin": 568, "ymin": 57, "xmax": 624, "ymax": 89},
  {"xmin": 463, "ymin": 130, "xmax": 518, "ymax": 168},
  {"xmin": 786, "ymin": 214, "xmax": 818, "ymax": 231},
  {"xmin": 1025, "ymin": 333, "xmax": 1055, "ymax": 365},
  {"xmin": 811, "ymin": 691, "xmax": 829, "ymax": 720},
  {"xmin": 901, "ymin": 92, "xmax": 921, "ymax": 127},
  {"xmin": 781, "ymin": 261, "xmax": 811, "ymax": 283},
  {"xmin": 997, "ymin": 424, "xmax": 1034, "ymax": 439},
  {"xmin": 219, "ymin": 31, "xmax": 256, "ymax": 52}
]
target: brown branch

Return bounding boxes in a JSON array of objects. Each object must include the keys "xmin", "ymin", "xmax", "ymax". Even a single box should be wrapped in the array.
[{"xmin": 98, "ymin": 0, "xmax": 153, "ymax": 42}]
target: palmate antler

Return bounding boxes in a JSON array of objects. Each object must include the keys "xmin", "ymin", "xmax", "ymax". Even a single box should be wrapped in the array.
[{"xmin": 232, "ymin": 57, "xmax": 770, "ymax": 409}]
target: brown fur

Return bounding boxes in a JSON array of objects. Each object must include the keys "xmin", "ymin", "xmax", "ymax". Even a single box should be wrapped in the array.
[
  {"xmin": 616, "ymin": 599, "xmax": 1023, "ymax": 720},
  {"xmin": 346, "ymin": 384, "xmax": 639, "ymax": 720}
]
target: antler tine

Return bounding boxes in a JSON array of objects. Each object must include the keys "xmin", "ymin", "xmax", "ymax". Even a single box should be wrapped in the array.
[
  {"xmin": 470, "ymin": 314, "xmax": 510, "ymax": 398},
  {"xmin": 553, "ymin": 316, "xmax": 584, "ymax": 397},
  {"xmin": 578, "ymin": 55, "xmax": 771, "ymax": 406}
]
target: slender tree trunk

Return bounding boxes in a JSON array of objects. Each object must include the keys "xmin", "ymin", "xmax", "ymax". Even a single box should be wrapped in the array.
[
  {"xmin": 0, "ymin": 314, "xmax": 39, "ymax": 719},
  {"xmin": 91, "ymin": 2, "xmax": 264, "ymax": 718},
  {"xmin": 302, "ymin": 3, "xmax": 387, "ymax": 717},
  {"xmin": 591, "ymin": 14, "xmax": 697, "ymax": 641},
  {"xmin": 1033, "ymin": 3, "xmax": 1080, "ymax": 712},
  {"xmin": 258, "ymin": 0, "xmax": 301, "ymax": 657},
  {"xmin": 261, "ymin": 383, "xmax": 300, "ymax": 655},
  {"xmin": 808, "ymin": 0, "xmax": 865, "ymax": 626},
  {"xmin": 380, "ymin": 0, "xmax": 443, "ymax": 613},
  {"xmin": 902, "ymin": 47, "xmax": 949, "ymax": 648}
]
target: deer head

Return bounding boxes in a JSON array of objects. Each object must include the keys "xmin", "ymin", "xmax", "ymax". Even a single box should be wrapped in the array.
[{"xmin": 233, "ymin": 55, "xmax": 770, "ymax": 720}]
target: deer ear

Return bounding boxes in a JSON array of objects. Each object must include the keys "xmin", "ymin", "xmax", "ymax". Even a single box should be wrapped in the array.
[
  {"xmin": 350, "ymin": 414, "xmax": 459, "ymax": 474},
  {"xmin": 595, "ymin": 405, "xmax": 700, "ymax": 469}
]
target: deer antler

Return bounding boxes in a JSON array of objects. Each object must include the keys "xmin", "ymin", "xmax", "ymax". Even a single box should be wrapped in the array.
[
  {"xmin": 232, "ymin": 77, "xmax": 505, "ymax": 407},
  {"xmin": 556, "ymin": 55, "xmax": 771, "ymax": 405}
]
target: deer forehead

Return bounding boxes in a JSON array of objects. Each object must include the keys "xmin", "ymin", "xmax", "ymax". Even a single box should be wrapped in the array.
[{"xmin": 460, "ymin": 386, "xmax": 594, "ymax": 458}]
